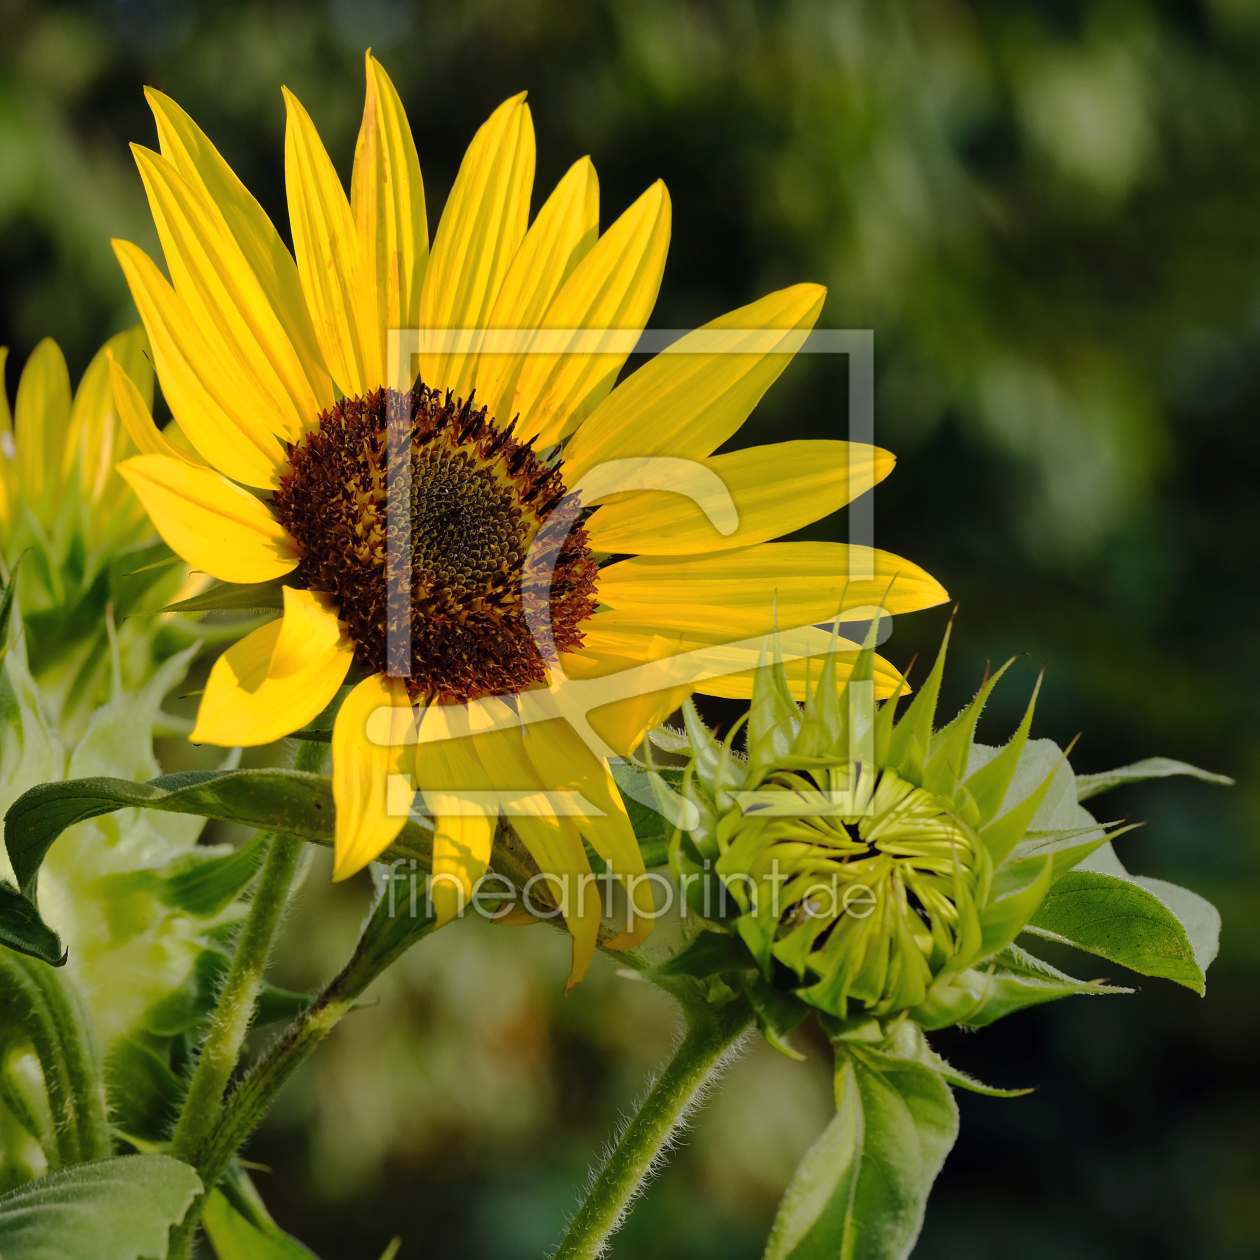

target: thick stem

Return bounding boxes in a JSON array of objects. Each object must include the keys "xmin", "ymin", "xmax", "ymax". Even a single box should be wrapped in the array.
[
  {"xmin": 167, "ymin": 741, "xmax": 324, "ymax": 1259},
  {"xmin": 553, "ymin": 994, "xmax": 753, "ymax": 1260},
  {"xmin": 197, "ymin": 875, "xmax": 439, "ymax": 1196}
]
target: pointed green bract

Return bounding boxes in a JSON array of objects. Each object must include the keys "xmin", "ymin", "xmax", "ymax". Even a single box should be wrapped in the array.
[
  {"xmin": 884, "ymin": 613, "xmax": 952, "ymax": 785},
  {"xmin": 965, "ymin": 669, "xmax": 1044, "ymax": 826},
  {"xmin": 922, "ymin": 657, "xmax": 1015, "ymax": 799}
]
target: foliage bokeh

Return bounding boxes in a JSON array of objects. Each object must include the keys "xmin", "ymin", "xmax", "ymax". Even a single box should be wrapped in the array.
[{"xmin": 1, "ymin": 0, "xmax": 1257, "ymax": 1256}]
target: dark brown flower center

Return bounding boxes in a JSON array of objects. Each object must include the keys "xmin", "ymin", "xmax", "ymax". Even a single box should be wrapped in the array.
[{"xmin": 273, "ymin": 384, "xmax": 598, "ymax": 704}]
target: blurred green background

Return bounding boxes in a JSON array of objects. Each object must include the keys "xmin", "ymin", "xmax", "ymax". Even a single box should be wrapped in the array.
[{"xmin": 2, "ymin": 0, "xmax": 1258, "ymax": 1256}]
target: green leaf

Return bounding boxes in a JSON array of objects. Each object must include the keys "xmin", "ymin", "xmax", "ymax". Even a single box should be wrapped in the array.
[
  {"xmin": 0, "ymin": 1154, "xmax": 201, "ymax": 1260},
  {"xmin": 5, "ymin": 769, "xmax": 434, "ymax": 899},
  {"xmin": 1074, "ymin": 756, "xmax": 1234, "ymax": 801},
  {"xmin": 0, "ymin": 881, "xmax": 65, "ymax": 965},
  {"xmin": 106, "ymin": 1036, "xmax": 185, "ymax": 1145},
  {"xmin": 202, "ymin": 1187, "xmax": 320, "ymax": 1259},
  {"xmin": 763, "ymin": 1061, "xmax": 861, "ymax": 1260},
  {"xmin": 648, "ymin": 929, "xmax": 754, "ymax": 981},
  {"xmin": 765, "ymin": 1034, "xmax": 958, "ymax": 1260},
  {"xmin": 147, "ymin": 577, "xmax": 289, "ymax": 616},
  {"xmin": 1025, "ymin": 869, "xmax": 1219, "ymax": 994}
]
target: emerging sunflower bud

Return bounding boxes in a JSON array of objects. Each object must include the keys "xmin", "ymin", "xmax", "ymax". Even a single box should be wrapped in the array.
[{"xmin": 664, "ymin": 615, "xmax": 1224, "ymax": 1041}]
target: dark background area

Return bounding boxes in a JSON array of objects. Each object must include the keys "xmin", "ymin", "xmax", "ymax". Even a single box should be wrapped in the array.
[{"xmin": 2, "ymin": 0, "xmax": 1258, "ymax": 1256}]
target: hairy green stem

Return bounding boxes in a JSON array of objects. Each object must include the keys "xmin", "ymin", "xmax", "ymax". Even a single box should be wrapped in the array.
[
  {"xmin": 197, "ymin": 872, "xmax": 439, "ymax": 1196},
  {"xmin": 168, "ymin": 740, "xmax": 325, "ymax": 1258},
  {"xmin": 0, "ymin": 952, "xmax": 109, "ymax": 1167},
  {"xmin": 553, "ymin": 993, "xmax": 753, "ymax": 1260}
]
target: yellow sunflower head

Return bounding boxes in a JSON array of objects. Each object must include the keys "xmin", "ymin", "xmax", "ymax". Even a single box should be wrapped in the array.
[{"xmin": 113, "ymin": 52, "xmax": 947, "ymax": 986}]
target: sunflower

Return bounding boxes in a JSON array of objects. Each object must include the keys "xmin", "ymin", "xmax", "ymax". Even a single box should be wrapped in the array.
[
  {"xmin": 0, "ymin": 328, "xmax": 210, "ymax": 734},
  {"xmin": 112, "ymin": 54, "xmax": 947, "ymax": 986}
]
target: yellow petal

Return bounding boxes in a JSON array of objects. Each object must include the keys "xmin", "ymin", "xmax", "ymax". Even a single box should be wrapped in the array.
[
  {"xmin": 14, "ymin": 338, "xmax": 71, "ymax": 515},
  {"xmin": 285, "ymin": 87, "xmax": 382, "ymax": 396},
  {"xmin": 351, "ymin": 53, "xmax": 428, "ymax": 354},
  {"xmin": 112, "ymin": 239, "xmax": 288, "ymax": 488},
  {"xmin": 519, "ymin": 720, "xmax": 651, "ymax": 950},
  {"xmin": 510, "ymin": 813, "xmax": 601, "ymax": 990},
  {"xmin": 595, "ymin": 542, "xmax": 949, "ymax": 637},
  {"xmin": 0, "ymin": 346, "xmax": 11, "ymax": 437},
  {"xmin": 471, "ymin": 156, "xmax": 600, "ymax": 421},
  {"xmin": 416, "ymin": 94, "xmax": 534, "ymax": 398},
  {"xmin": 585, "ymin": 440, "xmax": 895, "ymax": 556},
  {"xmin": 568, "ymin": 617, "xmax": 905, "ymax": 701},
  {"xmin": 117, "ymin": 454, "xmax": 298, "ymax": 584},
  {"xmin": 192, "ymin": 587, "xmax": 353, "ymax": 747},
  {"xmin": 564, "ymin": 284, "xmax": 825, "ymax": 486},
  {"xmin": 518, "ymin": 720, "xmax": 639, "ymax": 866},
  {"xmin": 0, "ymin": 347, "xmax": 12, "ymax": 528},
  {"xmin": 452, "ymin": 719, "xmax": 601, "ymax": 986},
  {"xmin": 512, "ymin": 181, "xmax": 671, "ymax": 447},
  {"xmin": 559, "ymin": 637, "xmax": 696, "ymax": 757},
  {"xmin": 332, "ymin": 673, "xmax": 418, "ymax": 881},
  {"xmin": 413, "ymin": 734, "xmax": 497, "ymax": 927},
  {"xmin": 64, "ymin": 327, "xmax": 154, "ymax": 505},
  {"xmin": 132, "ymin": 143, "xmax": 325, "ymax": 444},
  {"xmin": 109, "ymin": 352, "xmax": 200, "ymax": 466},
  {"xmin": 144, "ymin": 89, "xmax": 334, "ymax": 420},
  {"xmin": 430, "ymin": 807, "xmax": 496, "ymax": 929}
]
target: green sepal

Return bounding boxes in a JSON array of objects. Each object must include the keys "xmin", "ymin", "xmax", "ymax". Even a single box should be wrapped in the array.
[
  {"xmin": 964, "ymin": 668, "xmax": 1043, "ymax": 827},
  {"xmin": 0, "ymin": 1155, "xmax": 202, "ymax": 1260},
  {"xmin": 977, "ymin": 854, "xmax": 1054, "ymax": 958},
  {"xmin": 1025, "ymin": 868, "xmax": 1219, "ymax": 994},
  {"xmin": 747, "ymin": 975, "xmax": 811, "ymax": 1061},
  {"xmin": 611, "ymin": 762, "xmax": 685, "ymax": 868},
  {"xmin": 0, "ymin": 552, "xmax": 22, "ymax": 649},
  {"xmin": 1074, "ymin": 756, "xmax": 1234, "ymax": 801},
  {"xmin": 147, "ymin": 576, "xmax": 289, "ymax": 616},
  {"xmin": 872, "ymin": 669, "xmax": 910, "ymax": 766},
  {"xmin": 978, "ymin": 739, "xmax": 1075, "ymax": 867},
  {"xmin": 98, "ymin": 833, "xmax": 268, "ymax": 925},
  {"xmin": 884, "ymin": 612, "xmax": 953, "ymax": 786},
  {"xmin": 681, "ymin": 699, "xmax": 722, "ymax": 798},
  {"xmin": 0, "ymin": 881, "xmax": 65, "ymax": 966},
  {"xmin": 644, "ymin": 929, "xmax": 753, "ymax": 981},
  {"xmin": 747, "ymin": 635, "xmax": 801, "ymax": 774},
  {"xmin": 911, "ymin": 942, "xmax": 1130, "ymax": 1030},
  {"xmin": 1004, "ymin": 819, "xmax": 1138, "ymax": 883}
]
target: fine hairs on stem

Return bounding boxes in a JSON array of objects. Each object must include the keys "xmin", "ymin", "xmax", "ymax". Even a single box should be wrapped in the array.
[{"xmin": 551, "ymin": 995, "xmax": 754, "ymax": 1260}]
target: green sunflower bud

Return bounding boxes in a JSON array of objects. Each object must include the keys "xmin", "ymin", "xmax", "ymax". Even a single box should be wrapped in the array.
[{"xmin": 668, "ymin": 616, "xmax": 1225, "ymax": 1036}]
